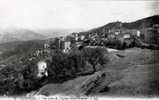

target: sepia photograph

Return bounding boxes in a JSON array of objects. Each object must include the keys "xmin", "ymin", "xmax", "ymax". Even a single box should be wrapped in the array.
[{"xmin": 0, "ymin": 0, "xmax": 159, "ymax": 100}]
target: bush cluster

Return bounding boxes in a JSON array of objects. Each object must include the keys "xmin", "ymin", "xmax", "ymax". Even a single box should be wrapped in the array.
[
  {"xmin": 0, "ymin": 46, "xmax": 109, "ymax": 95},
  {"xmin": 47, "ymin": 47, "xmax": 108, "ymax": 83}
]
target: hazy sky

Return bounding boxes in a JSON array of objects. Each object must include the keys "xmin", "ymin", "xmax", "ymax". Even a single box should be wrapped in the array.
[{"xmin": 0, "ymin": 0, "xmax": 158, "ymax": 30}]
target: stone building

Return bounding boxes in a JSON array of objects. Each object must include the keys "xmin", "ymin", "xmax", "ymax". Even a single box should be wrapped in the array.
[{"xmin": 141, "ymin": 28, "xmax": 159, "ymax": 44}]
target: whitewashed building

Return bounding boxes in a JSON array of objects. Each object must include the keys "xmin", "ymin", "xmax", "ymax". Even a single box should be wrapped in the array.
[
  {"xmin": 63, "ymin": 41, "xmax": 71, "ymax": 53},
  {"xmin": 123, "ymin": 34, "xmax": 130, "ymax": 39},
  {"xmin": 80, "ymin": 35, "xmax": 85, "ymax": 40},
  {"xmin": 137, "ymin": 30, "xmax": 141, "ymax": 37},
  {"xmin": 37, "ymin": 61, "xmax": 48, "ymax": 78}
]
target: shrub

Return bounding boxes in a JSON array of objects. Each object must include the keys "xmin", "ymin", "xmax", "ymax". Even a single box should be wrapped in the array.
[
  {"xmin": 80, "ymin": 46, "xmax": 108, "ymax": 72},
  {"xmin": 0, "ymin": 46, "xmax": 109, "ymax": 95},
  {"xmin": 0, "ymin": 60, "xmax": 46, "ymax": 95},
  {"xmin": 47, "ymin": 46, "xmax": 109, "ymax": 83}
]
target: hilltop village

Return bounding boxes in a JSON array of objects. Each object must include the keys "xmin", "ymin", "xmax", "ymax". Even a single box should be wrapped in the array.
[
  {"xmin": 0, "ymin": 16, "xmax": 159, "ymax": 96},
  {"xmin": 33, "ymin": 23, "xmax": 159, "ymax": 58}
]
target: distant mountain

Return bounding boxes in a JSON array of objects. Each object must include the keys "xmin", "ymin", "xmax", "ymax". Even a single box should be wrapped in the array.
[
  {"xmin": 87, "ymin": 15, "xmax": 159, "ymax": 33},
  {"xmin": 0, "ymin": 28, "xmax": 47, "ymax": 44},
  {"xmin": 0, "ymin": 15, "xmax": 158, "ymax": 43},
  {"xmin": 0, "ymin": 27, "xmax": 84, "ymax": 44},
  {"xmin": 0, "ymin": 40, "xmax": 45, "ymax": 65},
  {"xmin": 35, "ymin": 28, "xmax": 85, "ymax": 38},
  {"xmin": 123, "ymin": 15, "xmax": 159, "ymax": 29}
]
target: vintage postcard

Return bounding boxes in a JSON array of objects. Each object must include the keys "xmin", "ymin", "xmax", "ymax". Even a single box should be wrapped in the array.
[{"xmin": 0, "ymin": 0, "xmax": 158, "ymax": 100}]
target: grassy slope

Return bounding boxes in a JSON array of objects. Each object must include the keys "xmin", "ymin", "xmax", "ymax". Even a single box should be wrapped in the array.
[{"xmin": 36, "ymin": 48, "xmax": 159, "ymax": 97}]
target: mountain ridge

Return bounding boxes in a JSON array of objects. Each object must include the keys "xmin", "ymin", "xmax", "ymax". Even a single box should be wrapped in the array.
[
  {"xmin": 0, "ymin": 28, "xmax": 47, "ymax": 44},
  {"xmin": 0, "ymin": 28, "xmax": 84, "ymax": 44},
  {"xmin": 0, "ymin": 15, "xmax": 159, "ymax": 43},
  {"xmin": 86, "ymin": 15, "xmax": 159, "ymax": 34}
]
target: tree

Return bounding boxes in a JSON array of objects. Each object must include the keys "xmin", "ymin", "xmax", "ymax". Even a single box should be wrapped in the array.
[{"xmin": 80, "ymin": 46, "xmax": 108, "ymax": 73}]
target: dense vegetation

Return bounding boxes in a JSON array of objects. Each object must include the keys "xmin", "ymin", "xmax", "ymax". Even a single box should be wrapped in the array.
[
  {"xmin": 47, "ymin": 46, "xmax": 108, "ymax": 83},
  {"xmin": 0, "ymin": 46, "xmax": 109, "ymax": 96}
]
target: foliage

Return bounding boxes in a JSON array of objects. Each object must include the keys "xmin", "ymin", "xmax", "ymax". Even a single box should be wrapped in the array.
[
  {"xmin": 47, "ymin": 46, "xmax": 109, "ymax": 83},
  {"xmin": 0, "ymin": 60, "xmax": 45, "ymax": 95},
  {"xmin": 80, "ymin": 46, "xmax": 108, "ymax": 72},
  {"xmin": 0, "ymin": 40, "xmax": 109, "ymax": 95}
]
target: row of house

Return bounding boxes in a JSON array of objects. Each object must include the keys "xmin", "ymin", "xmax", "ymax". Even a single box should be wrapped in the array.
[
  {"xmin": 43, "ymin": 24, "xmax": 159, "ymax": 53},
  {"xmin": 43, "ymin": 36, "xmax": 72, "ymax": 53},
  {"xmin": 43, "ymin": 29, "xmax": 139, "ymax": 52},
  {"xmin": 42, "ymin": 32, "xmax": 87, "ymax": 53}
]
